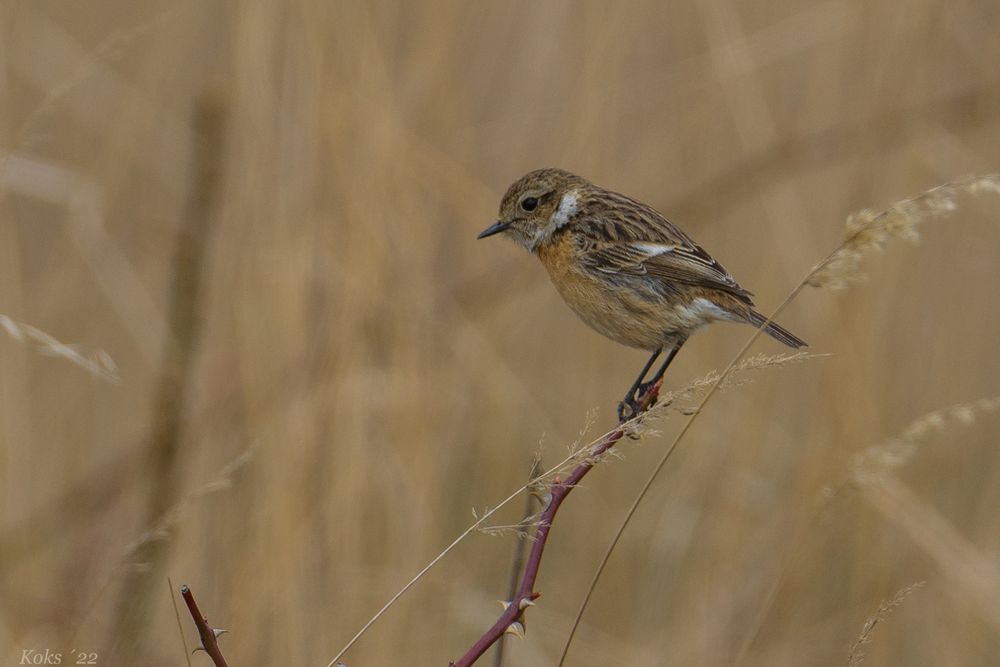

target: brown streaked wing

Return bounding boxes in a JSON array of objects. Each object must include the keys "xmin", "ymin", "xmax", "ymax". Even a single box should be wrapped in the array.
[
  {"xmin": 573, "ymin": 201, "xmax": 754, "ymax": 303},
  {"xmin": 578, "ymin": 240, "xmax": 750, "ymax": 300},
  {"xmin": 590, "ymin": 189, "xmax": 698, "ymax": 245}
]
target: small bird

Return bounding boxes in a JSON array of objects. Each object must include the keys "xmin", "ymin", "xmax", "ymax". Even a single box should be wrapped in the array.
[{"xmin": 478, "ymin": 168, "xmax": 805, "ymax": 421}]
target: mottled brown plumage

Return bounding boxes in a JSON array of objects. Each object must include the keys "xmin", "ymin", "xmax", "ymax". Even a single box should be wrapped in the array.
[{"xmin": 478, "ymin": 167, "xmax": 805, "ymax": 419}]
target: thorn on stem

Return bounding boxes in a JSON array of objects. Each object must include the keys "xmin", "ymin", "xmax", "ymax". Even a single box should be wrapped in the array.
[{"xmin": 504, "ymin": 622, "xmax": 526, "ymax": 639}]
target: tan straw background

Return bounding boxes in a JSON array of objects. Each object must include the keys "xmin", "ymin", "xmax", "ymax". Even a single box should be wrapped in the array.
[{"xmin": 2, "ymin": 1, "xmax": 999, "ymax": 665}]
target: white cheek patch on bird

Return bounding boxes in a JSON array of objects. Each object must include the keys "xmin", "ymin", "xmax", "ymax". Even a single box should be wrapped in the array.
[
  {"xmin": 552, "ymin": 190, "xmax": 580, "ymax": 228},
  {"xmin": 531, "ymin": 189, "xmax": 580, "ymax": 251}
]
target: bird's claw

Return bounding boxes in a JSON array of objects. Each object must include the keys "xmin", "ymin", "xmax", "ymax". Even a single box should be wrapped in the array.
[{"xmin": 618, "ymin": 382, "xmax": 657, "ymax": 422}]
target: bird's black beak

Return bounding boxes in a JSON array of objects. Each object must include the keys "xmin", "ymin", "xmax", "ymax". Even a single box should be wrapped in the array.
[{"xmin": 477, "ymin": 220, "xmax": 513, "ymax": 239}]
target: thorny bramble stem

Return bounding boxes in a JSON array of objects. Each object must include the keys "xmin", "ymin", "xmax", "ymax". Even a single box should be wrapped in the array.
[
  {"xmin": 449, "ymin": 384, "xmax": 659, "ymax": 666},
  {"xmin": 181, "ymin": 585, "xmax": 229, "ymax": 667}
]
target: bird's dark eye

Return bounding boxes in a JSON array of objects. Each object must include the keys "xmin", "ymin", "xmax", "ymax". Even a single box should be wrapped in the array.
[{"xmin": 521, "ymin": 197, "xmax": 539, "ymax": 212}]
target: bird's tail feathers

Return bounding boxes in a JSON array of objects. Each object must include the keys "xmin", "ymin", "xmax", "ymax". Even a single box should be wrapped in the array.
[{"xmin": 746, "ymin": 309, "xmax": 807, "ymax": 348}]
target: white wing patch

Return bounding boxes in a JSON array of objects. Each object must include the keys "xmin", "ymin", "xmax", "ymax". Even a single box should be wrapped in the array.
[
  {"xmin": 691, "ymin": 297, "xmax": 732, "ymax": 319},
  {"xmin": 671, "ymin": 297, "xmax": 734, "ymax": 329},
  {"xmin": 629, "ymin": 241, "xmax": 676, "ymax": 257}
]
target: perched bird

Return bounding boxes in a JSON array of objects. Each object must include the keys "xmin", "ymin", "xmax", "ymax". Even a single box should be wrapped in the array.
[{"xmin": 478, "ymin": 168, "xmax": 805, "ymax": 421}]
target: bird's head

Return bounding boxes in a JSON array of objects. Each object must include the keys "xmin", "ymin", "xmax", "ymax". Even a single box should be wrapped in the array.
[{"xmin": 478, "ymin": 168, "xmax": 588, "ymax": 251}]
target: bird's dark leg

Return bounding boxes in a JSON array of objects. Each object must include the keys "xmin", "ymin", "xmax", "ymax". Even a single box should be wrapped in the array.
[
  {"xmin": 623, "ymin": 348, "xmax": 661, "ymax": 403},
  {"xmin": 618, "ymin": 340, "xmax": 686, "ymax": 422},
  {"xmin": 644, "ymin": 339, "xmax": 685, "ymax": 391},
  {"xmin": 617, "ymin": 348, "xmax": 661, "ymax": 422}
]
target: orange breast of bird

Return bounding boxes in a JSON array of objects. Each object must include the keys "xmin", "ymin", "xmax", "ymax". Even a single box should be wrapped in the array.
[{"xmin": 536, "ymin": 231, "xmax": 674, "ymax": 351}]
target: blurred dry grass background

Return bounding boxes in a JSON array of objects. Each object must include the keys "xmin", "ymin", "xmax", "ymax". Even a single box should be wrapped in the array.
[{"xmin": 2, "ymin": 1, "xmax": 999, "ymax": 665}]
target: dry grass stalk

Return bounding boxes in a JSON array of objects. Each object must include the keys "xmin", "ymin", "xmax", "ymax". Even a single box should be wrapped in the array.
[
  {"xmin": 851, "ymin": 396, "xmax": 1000, "ymax": 485},
  {"xmin": 120, "ymin": 449, "xmax": 254, "ymax": 563},
  {"xmin": 0, "ymin": 314, "xmax": 120, "ymax": 383},
  {"xmin": 168, "ymin": 577, "xmax": 194, "ymax": 667},
  {"xmin": 847, "ymin": 581, "xmax": 925, "ymax": 666},
  {"xmin": 809, "ymin": 174, "xmax": 1000, "ymax": 289},
  {"xmin": 861, "ymin": 477, "xmax": 1000, "ymax": 633},
  {"xmin": 618, "ymin": 351, "xmax": 820, "ymax": 437},
  {"xmin": 741, "ymin": 393, "xmax": 1000, "ymax": 665}
]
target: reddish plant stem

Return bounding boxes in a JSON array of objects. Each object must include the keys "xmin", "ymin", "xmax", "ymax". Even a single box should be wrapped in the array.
[
  {"xmin": 451, "ymin": 384, "xmax": 659, "ymax": 666},
  {"xmin": 493, "ymin": 458, "xmax": 543, "ymax": 667},
  {"xmin": 181, "ymin": 585, "xmax": 229, "ymax": 667}
]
